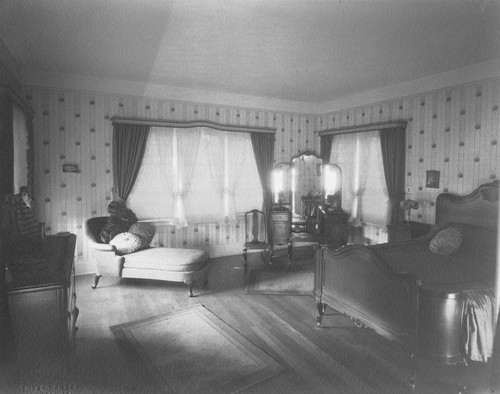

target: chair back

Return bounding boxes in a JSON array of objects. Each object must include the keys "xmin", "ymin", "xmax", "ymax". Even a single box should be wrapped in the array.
[
  {"xmin": 84, "ymin": 216, "xmax": 108, "ymax": 243},
  {"xmin": 244, "ymin": 209, "xmax": 267, "ymax": 244}
]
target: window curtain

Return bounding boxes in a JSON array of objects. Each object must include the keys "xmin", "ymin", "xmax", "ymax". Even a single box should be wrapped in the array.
[
  {"xmin": 226, "ymin": 132, "xmax": 250, "ymax": 221},
  {"xmin": 250, "ymin": 133, "xmax": 275, "ymax": 241},
  {"xmin": 379, "ymin": 127, "xmax": 406, "ymax": 226},
  {"xmin": 331, "ymin": 131, "xmax": 388, "ymax": 226},
  {"xmin": 0, "ymin": 96, "xmax": 14, "ymax": 199},
  {"xmin": 127, "ymin": 128, "xmax": 174, "ymax": 219},
  {"xmin": 112, "ymin": 124, "xmax": 150, "ymax": 202},
  {"xmin": 12, "ymin": 104, "xmax": 29, "ymax": 193},
  {"xmin": 204, "ymin": 130, "xmax": 225, "ymax": 218},
  {"xmin": 320, "ymin": 134, "xmax": 333, "ymax": 164},
  {"xmin": 172, "ymin": 128, "xmax": 201, "ymax": 227}
]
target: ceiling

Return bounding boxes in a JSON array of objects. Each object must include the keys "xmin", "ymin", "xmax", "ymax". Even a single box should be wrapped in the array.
[{"xmin": 1, "ymin": 0, "xmax": 499, "ymax": 104}]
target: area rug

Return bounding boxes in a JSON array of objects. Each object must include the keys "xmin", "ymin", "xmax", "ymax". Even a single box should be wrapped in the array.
[
  {"xmin": 110, "ymin": 305, "xmax": 284, "ymax": 393},
  {"xmin": 246, "ymin": 270, "xmax": 314, "ymax": 295}
]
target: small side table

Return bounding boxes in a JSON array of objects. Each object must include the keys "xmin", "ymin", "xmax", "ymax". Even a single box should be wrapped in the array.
[
  {"xmin": 270, "ymin": 209, "xmax": 292, "ymax": 268},
  {"xmin": 387, "ymin": 221, "xmax": 432, "ymax": 243},
  {"xmin": 320, "ymin": 208, "xmax": 349, "ymax": 248}
]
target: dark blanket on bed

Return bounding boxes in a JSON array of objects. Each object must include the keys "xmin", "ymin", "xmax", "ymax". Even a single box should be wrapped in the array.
[
  {"xmin": 372, "ymin": 224, "xmax": 496, "ymax": 292},
  {"xmin": 372, "ymin": 223, "xmax": 497, "ymax": 361}
]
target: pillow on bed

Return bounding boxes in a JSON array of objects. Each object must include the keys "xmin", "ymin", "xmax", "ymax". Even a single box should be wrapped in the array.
[
  {"xmin": 129, "ymin": 222, "xmax": 155, "ymax": 247},
  {"xmin": 429, "ymin": 226, "xmax": 463, "ymax": 255},
  {"xmin": 109, "ymin": 232, "xmax": 143, "ymax": 254}
]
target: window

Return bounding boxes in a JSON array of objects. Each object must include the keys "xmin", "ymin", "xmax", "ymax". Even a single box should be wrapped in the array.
[
  {"xmin": 330, "ymin": 130, "xmax": 388, "ymax": 226},
  {"xmin": 127, "ymin": 127, "xmax": 263, "ymax": 226}
]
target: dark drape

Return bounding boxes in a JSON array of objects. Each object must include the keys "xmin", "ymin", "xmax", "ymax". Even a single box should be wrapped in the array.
[
  {"xmin": 250, "ymin": 133, "xmax": 275, "ymax": 242},
  {"xmin": 112, "ymin": 124, "xmax": 150, "ymax": 202},
  {"xmin": 26, "ymin": 116, "xmax": 34, "ymax": 198},
  {"xmin": 0, "ymin": 95, "xmax": 13, "ymax": 201},
  {"xmin": 320, "ymin": 134, "xmax": 333, "ymax": 164},
  {"xmin": 379, "ymin": 127, "xmax": 406, "ymax": 226}
]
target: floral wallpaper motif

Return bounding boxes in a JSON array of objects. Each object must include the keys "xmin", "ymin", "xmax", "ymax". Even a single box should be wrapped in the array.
[{"xmin": 319, "ymin": 78, "xmax": 500, "ymax": 225}]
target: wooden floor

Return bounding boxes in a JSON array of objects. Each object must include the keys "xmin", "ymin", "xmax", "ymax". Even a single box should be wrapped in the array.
[{"xmin": 1, "ymin": 249, "xmax": 496, "ymax": 394}]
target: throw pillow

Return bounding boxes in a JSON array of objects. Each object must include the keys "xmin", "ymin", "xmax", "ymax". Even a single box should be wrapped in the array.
[
  {"xmin": 129, "ymin": 222, "xmax": 155, "ymax": 248},
  {"xmin": 429, "ymin": 226, "xmax": 463, "ymax": 255},
  {"xmin": 109, "ymin": 232, "xmax": 143, "ymax": 254}
]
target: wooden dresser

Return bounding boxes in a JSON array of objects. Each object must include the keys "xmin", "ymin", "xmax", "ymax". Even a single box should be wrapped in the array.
[{"xmin": 5, "ymin": 233, "xmax": 78, "ymax": 366}]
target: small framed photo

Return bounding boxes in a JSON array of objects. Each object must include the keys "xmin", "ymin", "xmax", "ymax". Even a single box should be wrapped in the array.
[
  {"xmin": 63, "ymin": 164, "xmax": 80, "ymax": 173},
  {"xmin": 426, "ymin": 170, "xmax": 440, "ymax": 188}
]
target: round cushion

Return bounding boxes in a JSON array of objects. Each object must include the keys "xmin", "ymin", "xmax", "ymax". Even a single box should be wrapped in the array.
[{"xmin": 110, "ymin": 232, "xmax": 143, "ymax": 254}]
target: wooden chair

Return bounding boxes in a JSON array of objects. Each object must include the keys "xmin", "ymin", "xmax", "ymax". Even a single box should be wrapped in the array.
[{"xmin": 242, "ymin": 209, "xmax": 271, "ymax": 273}]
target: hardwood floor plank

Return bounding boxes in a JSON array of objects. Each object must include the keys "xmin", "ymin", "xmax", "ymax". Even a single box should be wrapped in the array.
[{"xmin": 1, "ymin": 255, "xmax": 493, "ymax": 393}]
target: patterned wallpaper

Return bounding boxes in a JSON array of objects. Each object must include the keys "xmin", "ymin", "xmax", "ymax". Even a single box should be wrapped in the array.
[
  {"xmin": 21, "ymin": 76, "xmax": 500, "ymax": 270},
  {"xmin": 22, "ymin": 87, "xmax": 320, "ymax": 270},
  {"xmin": 319, "ymin": 78, "xmax": 500, "ymax": 225}
]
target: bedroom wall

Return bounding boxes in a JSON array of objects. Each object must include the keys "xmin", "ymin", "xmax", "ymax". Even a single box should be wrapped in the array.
[
  {"xmin": 23, "ymin": 86, "xmax": 320, "ymax": 273},
  {"xmin": 320, "ymin": 77, "xmax": 500, "ymax": 226}
]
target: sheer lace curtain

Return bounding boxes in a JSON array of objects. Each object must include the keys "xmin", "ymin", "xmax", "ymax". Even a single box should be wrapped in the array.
[
  {"xmin": 128, "ymin": 127, "xmax": 262, "ymax": 226},
  {"xmin": 330, "ymin": 130, "xmax": 389, "ymax": 226},
  {"xmin": 173, "ymin": 128, "xmax": 201, "ymax": 227},
  {"xmin": 13, "ymin": 104, "xmax": 28, "ymax": 192},
  {"xmin": 226, "ymin": 132, "xmax": 250, "ymax": 220},
  {"xmin": 127, "ymin": 128, "xmax": 174, "ymax": 220}
]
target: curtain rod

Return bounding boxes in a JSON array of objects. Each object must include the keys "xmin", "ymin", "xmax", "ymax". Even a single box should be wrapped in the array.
[
  {"xmin": 319, "ymin": 120, "xmax": 408, "ymax": 137},
  {"xmin": 111, "ymin": 117, "xmax": 276, "ymax": 134}
]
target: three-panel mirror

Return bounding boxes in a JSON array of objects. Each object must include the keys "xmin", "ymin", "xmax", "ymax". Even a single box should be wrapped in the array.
[{"xmin": 272, "ymin": 152, "xmax": 342, "ymax": 218}]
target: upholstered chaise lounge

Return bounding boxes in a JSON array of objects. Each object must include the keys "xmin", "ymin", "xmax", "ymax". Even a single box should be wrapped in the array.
[{"xmin": 84, "ymin": 217, "xmax": 210, "ymax": 297}]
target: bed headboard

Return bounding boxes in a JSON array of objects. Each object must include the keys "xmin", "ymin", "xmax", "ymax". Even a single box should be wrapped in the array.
[{"xmin": 435, "ymin": 180, "xmax": 499, "ymax": 229}]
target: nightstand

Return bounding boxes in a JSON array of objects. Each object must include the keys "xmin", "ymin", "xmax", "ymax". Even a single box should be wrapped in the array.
[{"xmin": 387, "ymin": 221, "xmax": 432, "ymax": 243}]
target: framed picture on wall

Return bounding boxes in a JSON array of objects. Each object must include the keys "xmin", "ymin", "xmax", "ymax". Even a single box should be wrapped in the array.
[{"xmin": 426, "ymin": 170, "xmax": 440, "ymax": 188}]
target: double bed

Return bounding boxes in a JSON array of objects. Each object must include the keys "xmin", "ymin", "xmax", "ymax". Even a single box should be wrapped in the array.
[{"xmin": 313, "ymin": 181, "xmax": 498, "ymax": 388}]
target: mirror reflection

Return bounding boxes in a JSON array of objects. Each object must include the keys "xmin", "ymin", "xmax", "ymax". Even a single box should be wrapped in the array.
[
  {"xmin": 272, "ymin": 153, "xmax": 343, "ymax": 235},
  {"xmin": 291, "ymin": 152, "xmax": 323, "ymax": 218}
]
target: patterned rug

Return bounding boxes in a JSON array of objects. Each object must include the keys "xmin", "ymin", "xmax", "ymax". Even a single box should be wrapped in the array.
[
  {"xmin": 110, "ymin": 305, "xmax": 284, "ymax": 393},
  {"xmin": 246, "ymin": 247, "xmax": 315, "ymax": 295}
]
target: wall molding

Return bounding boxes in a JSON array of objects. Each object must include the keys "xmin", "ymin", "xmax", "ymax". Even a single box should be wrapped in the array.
[
  {"xmin": 21, "ymin": 70, "xmax": 318, "ymax": 114},
  {"xmin": 317, "ymin": 58, "xmax": 500, "ymax": 114}
]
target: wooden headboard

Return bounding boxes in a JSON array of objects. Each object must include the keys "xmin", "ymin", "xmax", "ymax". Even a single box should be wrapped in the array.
[{"xmin": 435, "ymin": 181, "xmax": 499, "ymax": 230}]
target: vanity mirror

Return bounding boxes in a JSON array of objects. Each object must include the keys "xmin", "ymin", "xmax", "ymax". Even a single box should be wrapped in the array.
[{"xmin": 290, "ymin": 152, "xmax": 323, "ymax": 218}]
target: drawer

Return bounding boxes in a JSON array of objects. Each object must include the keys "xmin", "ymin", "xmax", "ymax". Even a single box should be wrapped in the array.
[{"xmin": 272, "ymin": 213, "xmax": 291, "ymax": 222}]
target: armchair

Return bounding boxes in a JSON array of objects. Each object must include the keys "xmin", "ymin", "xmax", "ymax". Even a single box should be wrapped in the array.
[{"xmin": 84, "ymin": 217, "xmax": 210, "ymax": 297}]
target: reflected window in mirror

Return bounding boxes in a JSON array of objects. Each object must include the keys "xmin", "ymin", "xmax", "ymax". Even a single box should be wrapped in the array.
[
  {"xmin": 272, "ymin": 163, "xmax": 291, "ymax": 208},
  {"xmin": 290, "ymin": 152, "xmax": 322, "ymax": 217},
  {"xmin": 323, "ymin": 164, "xmax": 342, "ymax": 209}
]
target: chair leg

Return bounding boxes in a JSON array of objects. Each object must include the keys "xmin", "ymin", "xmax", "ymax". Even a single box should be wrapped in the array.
[
  {"xmin": 91, "ymin": 274, "xmax": 102, "ymax": 289},
  {"xmin": 187, "ymin": 281, "xmax": 195, "ymax": 297}
]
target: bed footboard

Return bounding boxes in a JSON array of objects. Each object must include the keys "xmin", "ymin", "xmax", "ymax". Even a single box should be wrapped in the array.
[{"xmin": 314, "ymin": 244, "xmax": 420, "ymax": 388}]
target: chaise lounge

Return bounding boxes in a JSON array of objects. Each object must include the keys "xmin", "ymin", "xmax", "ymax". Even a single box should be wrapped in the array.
[{"xmin": 84, "ymin": 217, "xmax": 210, "ymax": 297}]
